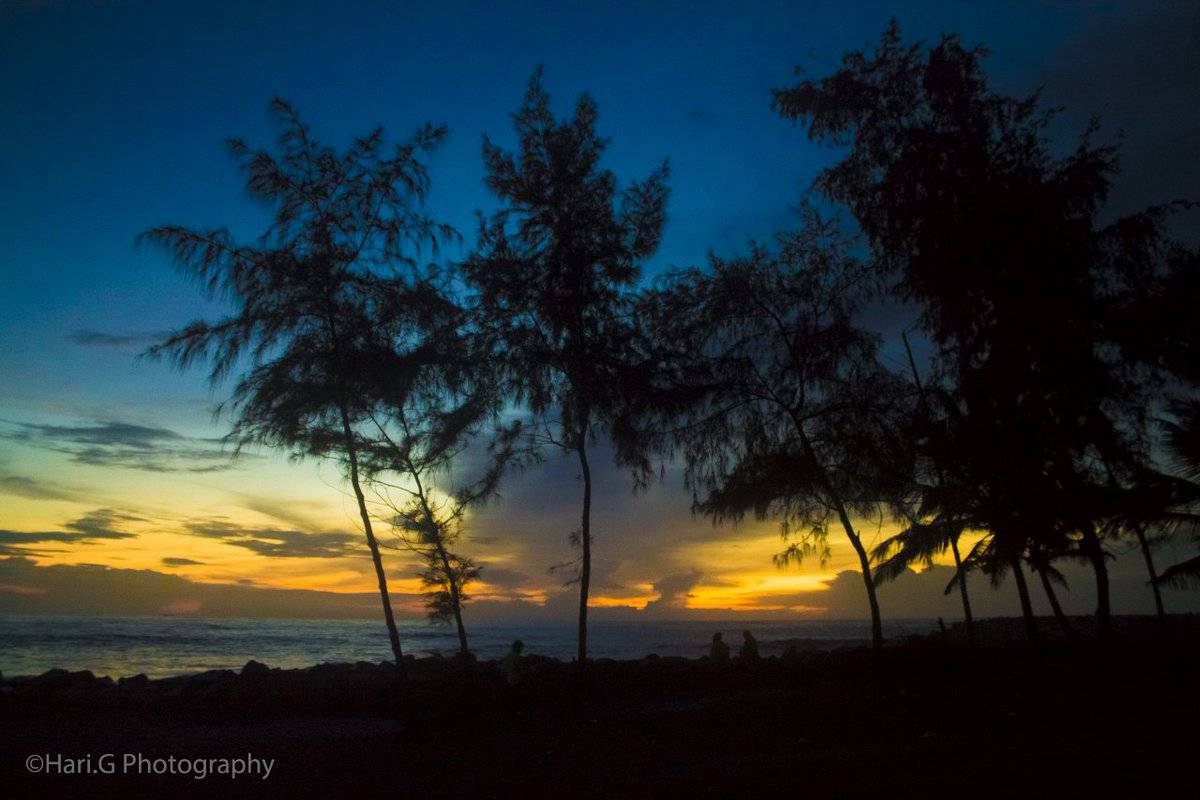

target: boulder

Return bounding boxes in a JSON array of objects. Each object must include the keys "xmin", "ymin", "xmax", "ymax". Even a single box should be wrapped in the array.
[{"xmin": 241, "ymin": 659, "xmax": 270, "ymax": 679}]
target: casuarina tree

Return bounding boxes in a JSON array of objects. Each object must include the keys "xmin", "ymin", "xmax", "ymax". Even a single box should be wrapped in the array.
[
  {"xmin": 144, "ymin": 99, "xmax": 454, "ymax": 674},
  {"xmin": 366, "ymin": 371, "xmax": 523, "ymax": 657},
  {"xmin": 464, "ymin": 70, "xmax": 668, "ymax": 664},
  {"xmin": 772, "ymin": 22, "xmax": 1192, "ymax": 639},
  {"xmin": 638, "ymin": 213, "xmax": 897, "ymax": 651}
]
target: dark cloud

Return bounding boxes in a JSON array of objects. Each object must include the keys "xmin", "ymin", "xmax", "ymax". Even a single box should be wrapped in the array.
[
  {"xmin": 0, "ymin": 508, "xmax": 139, "ymax": 552},
  {"xmin": 9, "ymin": 420, "xmax": 183, "ymax": 448},
  {"xmin": 161, "ymin": 557, "xmax": 204, "ymax": 567},
  {"xmin": 184, "ymin": 519, "xmax": 249, "ymax": 539},
  {"xmin": 1039, "ymin": 1, "xmax": 1200, "ymax": 237},
  {"xmin": 234, "ymin": 493, "xmax": 328, "ymax": 532},
  {"xmin": 1, "ymin": 419, "xmax": 235, "ymax": 473},
  {"xmin": 65, "ymin": 508, "xmax": 143, "ymax": 537},
  {"xmin": 476, "ymin": 565, "xmax": 533, "ymax": 590},
  {"xmin": 68, "ymin": 329, "xmax": 170, "ymax": 349},
  {"xmin": 642, "ymin": 569, "xmax": 703, "ymax": 615},
  {"xmin": 0, "ymin": 557, "xmax": 417, "ymax": 620},
  {"xmin": 0, "ymin": 474, "xmax": 80, "ymax": 502},
  {"xmin": 232, "ymin": 532, "xmax": 360, "ymax": 559},
  {"xmin": 184, "ymin": 518, "xmax": 360, "ymax": 559}
]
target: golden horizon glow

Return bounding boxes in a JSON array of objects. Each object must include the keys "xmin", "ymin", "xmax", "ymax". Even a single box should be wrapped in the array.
[{"xmin": 0, "ymin": 432, "xmax": 972, "ymax": 618}]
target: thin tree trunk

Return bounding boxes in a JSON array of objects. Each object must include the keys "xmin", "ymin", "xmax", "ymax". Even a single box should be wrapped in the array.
[
  {"xmin": 905, "ymin": 330, "xmax": 966, "ymax": 647},
  {"xmin": 1036, "ymin": 565, "xmax": 1074, "ymax": 638},
  {"xmin": 796, "ymin": 426, "xmax": 882, "ymax": 651},
  {"xmin": 1079, "ymin": 523, "xmax": 1112, "ymax": 639},
  {"xmin": 950, "ymin": 536, "xmax": 975, "ymax": 644},
  {"xmin": 340, "ymin": 407, "xmax": 406, "ymax": 676},
  {"xmin": 845, "ymin": 523, "xmax": 884, "ymax": 652},
  {"xmin": 1133, "ymin": 524, "xmax": 1166, "ymax": 623},
  {"xmin": 1010, "ymin": 556, "xmax": 1040, "ymax": 650},
  {"xmin": 436, "ymin": 542, "xmax": 470, "ymax": 656},
  {"xmin": 576, "ymin": 429, "xmax": 593, "ymax": 667}
]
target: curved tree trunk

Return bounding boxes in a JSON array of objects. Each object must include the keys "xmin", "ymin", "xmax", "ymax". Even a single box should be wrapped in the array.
[
  {"xmin": 340, "ymin": 407, "xmax": 406, "ymax": 677},
  {"xmin": 950, "ymin": 536, "xmax": 975, "ymax": 644},
  {"xmin": 796, "ymin": 426, "xmax": 882, "ymax": 651},
  {"xmin": 845, "ymin": 524, "xmax": 884, "ymax": 652},
  {"xmin": 1036, "ymin": 565, "xmax": 1074, "ymax": 638},
  {"xmin": 1010, "ymin": 556, "xmax": 1040, "ymax": 650},
  {"xmin": 1079, "ymin": 523, "xmax": 1112, "ymax": 639},
  {"xmin": 576, "ymin": 430, "xmax": 593, "ymax": 667},
  {"xmin": 1133, "ymin": 524, "xmax": 1166, "ymax": 624}
]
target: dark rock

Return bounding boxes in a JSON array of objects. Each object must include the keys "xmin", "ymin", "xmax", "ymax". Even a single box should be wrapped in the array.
[
  {"xmin": 119, "ymin": 673, "xmax": 149, "ymax": 689},
  {"xmin": 33, "ymin": 669, "xmax": 94, "ymax": 690},
  {"xmin": 190, "ymin": 669, "xmax": 236, "ymax": 686},
  {"xmin": 34, "ymin": 668, "xmax": 70, "ymax": 684},
  {"xmin": 241, "ymin": 659, "xmax": 270, "ymax": 679}
]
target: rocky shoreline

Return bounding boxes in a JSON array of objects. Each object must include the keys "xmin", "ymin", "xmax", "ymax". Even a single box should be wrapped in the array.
[
  {"xmin": 4, "ymin": 616, "xmax": 1197, "ymax": 715},
  {"xmin": 4, "ymin": 618, "xmax": 1200, "ymax": 798}
]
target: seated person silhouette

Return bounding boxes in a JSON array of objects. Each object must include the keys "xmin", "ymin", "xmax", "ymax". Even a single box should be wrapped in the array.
[
  {"xmin": 501, "ymin": 639, "xmax": 524, "ymax": 686},
  {"xmin": 710, "ymin": 631, "xmax": 730, "ymax": 662},
  {"xmin": 739, "ymin": 629, "xmax": 760, "ymax": 661}
]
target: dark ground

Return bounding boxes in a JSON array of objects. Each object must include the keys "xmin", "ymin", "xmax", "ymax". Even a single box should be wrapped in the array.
[{"xmin": 3, "ymin": 617, "xmax": 1197, "ymax": 798}]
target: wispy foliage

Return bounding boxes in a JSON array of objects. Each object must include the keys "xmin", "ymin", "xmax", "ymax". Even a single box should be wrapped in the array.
[
  {"xmin": 463, "ymin": 70, "xmax": 669, "ymax": 663},
  {"xmin": 143, "ymin": 98, "xmax": 456, "ymax": 671},
  {"xmin": 638, "ymin": 210, "xmax": 900, "ymax": 649}
]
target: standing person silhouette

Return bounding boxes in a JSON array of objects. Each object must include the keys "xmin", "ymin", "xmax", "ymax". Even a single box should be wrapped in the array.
[
  {"xmin": 710, "ymin": 632, "xmax": 730, "ymax": 662},
  {"xmin": 501, "ymin": 639, "xmax": 525, "ymax": 686},
  {"xmin": 739, "ymin": 630, "xmax": 760, "ymax": 661}
]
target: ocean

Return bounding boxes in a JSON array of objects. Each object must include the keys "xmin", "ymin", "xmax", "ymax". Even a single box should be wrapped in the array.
[{"xmin": 0, "ymin": 613, "xmax": 937, "ymax": 678}]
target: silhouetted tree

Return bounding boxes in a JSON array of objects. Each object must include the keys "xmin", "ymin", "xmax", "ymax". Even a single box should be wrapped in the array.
[
  {"xmin": 1028, "ymin": 543, "xmax": 1076, "ymax": 638},
  {"xmin": 639, "ymin": 213, "xmax": 896, "ymax": 651},
  {"xmin": 871, "ymin": 333, "xmax": 976, "ymax": 641},
  {"xmin": 387, "ymin": 485, "xmax": 481, "ymax": 652},
  {"xmin": 144, "ymin": 99, "xmax": 454, "ymax": 674},
  {"xmin": 878, "ymin": 374, "xmax": 1101, "ymax": 644},
  {"xmin": 772, "ymin": 22, "xmax": 1190, "ymax": 639},
  {"xmin": 873, "ymin": 517, "xmax": 976, "ymax": 635},
  {"xmin": 367, "ymin": 378, "xmax": 522, "ymax": 657},
  {"xmin": 463, "ymin": 70, "xmax": 668, "ymax": 664},
  {"xmin": 1154, "ymin": 400, "xmax": 1200, "ymax": 589}
]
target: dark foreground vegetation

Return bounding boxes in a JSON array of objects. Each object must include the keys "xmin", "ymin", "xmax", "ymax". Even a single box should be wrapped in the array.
[{"xmin": 4, "ymin": 617, "xmax": 1199, "ymax": 798}]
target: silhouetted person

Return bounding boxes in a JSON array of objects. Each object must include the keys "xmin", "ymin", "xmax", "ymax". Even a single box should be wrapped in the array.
[
  {"xmin": 739, "ymin": 630, "xmax": 760, "ymax": 661},
  {"xmin": 710, "ymin": 632, "xmax": 730, "ymax": 662},
  {"xmin": 501, "ymin": 639, "xmax": 524, "ymax": 686}
]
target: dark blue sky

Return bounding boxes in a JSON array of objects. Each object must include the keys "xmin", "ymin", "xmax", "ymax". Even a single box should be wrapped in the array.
[
  {"xmin": 2, "ymin": 0, "xmax": 1196, "ymax": 427},
  {"xmin": 5, "ymin": 1, "xmax": 1195, "ymax": 420},
  {"xmin": 0, "ymin": 2, "xmax": 1057, "ymax": 416},
  {"xmin": 4, "ymin": 2, "xmax": 1196, "ymax": 423}
]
